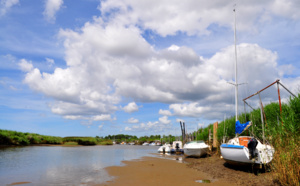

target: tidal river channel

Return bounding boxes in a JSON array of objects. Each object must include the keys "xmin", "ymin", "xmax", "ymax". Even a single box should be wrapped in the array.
[{"xmin": 0, "ymin": 145, "xmax": 158, "ymax": 185}]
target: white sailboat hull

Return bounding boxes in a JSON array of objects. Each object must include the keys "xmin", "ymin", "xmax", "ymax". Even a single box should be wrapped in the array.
[
  {"xmin": 220, "ymin": 145, "xmax": 252, "ymax": 164},
  {"xmin": 220, "ymin": 137, "xmax": 274, "ymax": 165}
]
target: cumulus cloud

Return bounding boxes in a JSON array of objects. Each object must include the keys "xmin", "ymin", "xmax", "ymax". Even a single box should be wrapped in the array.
[
  {"xmin": 43, "ymin": 0, "xmax": 63, "ymax": 23},
  {"xmin": 159, "ymin": 116, "xmax": 171, "ymax": 125},
  {"xmin": 93, "ymin": 114, "xmax": 112, "ymax": 121},
  {"xmin": 0, "ymin": 0, "xmax": 19, "ymax": 16},
  {"xmin": 123, "ymin": 102, "xmax": 139, "ymax": 113},
  {"xmin": 128, "ymin": 117, "xmax": 139, "ymax": 124},
  {"xmin": 125, "ymin": 116, "xmax": 173, "ymax": 132},
  {"xmin": 19, "ymin": 59, "xmax": 33, "ymax": 72},
  {"xmin": 159, "ymin": 109, "xmax": 172, "ymax": 116},
  {"xmin": 20, "ymin": 1, "xmax": 300, "ymax": 125},
  {"xmin": 99, "ymin": 0, "xmax": 300, "ymax": 36}
]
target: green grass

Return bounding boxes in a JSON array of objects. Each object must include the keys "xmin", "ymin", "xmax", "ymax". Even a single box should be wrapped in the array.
[{"xmin": 63, "ymin": 142, "xmax": 78, "ymax": 146}]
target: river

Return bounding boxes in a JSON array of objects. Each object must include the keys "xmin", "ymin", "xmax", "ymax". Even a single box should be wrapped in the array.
[{"xmin": 0, "ymin": 145, "xmax": 158, "ymax": 185}]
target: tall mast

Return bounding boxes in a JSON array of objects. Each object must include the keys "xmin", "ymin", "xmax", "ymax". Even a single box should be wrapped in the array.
[{"xmin": 234, "ymin": 7, "xmax": 238, "ymax": 121}]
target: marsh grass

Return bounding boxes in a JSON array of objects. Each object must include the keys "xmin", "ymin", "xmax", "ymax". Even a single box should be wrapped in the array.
[
  {"xmin": 63, "ymin": 136, "xmax": 113, "ymax": 145},
  {"xmin": 0, "ymin": 131, "xmax": 113, "ymax": 146},
  {"xmin": 63, "ymin": 141, "xmax": 78, "ymax": 146},
  {"xmin": 0, "ymin": 130, "xmax": 63, "ymax": 145}
]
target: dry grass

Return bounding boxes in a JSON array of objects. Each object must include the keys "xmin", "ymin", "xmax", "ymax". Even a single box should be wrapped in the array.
[{"xmin": 272, "ymin": 137, "xmax": 300, "ymax": 186}]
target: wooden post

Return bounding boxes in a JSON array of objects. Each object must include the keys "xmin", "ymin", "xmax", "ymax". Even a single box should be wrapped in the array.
[
  {"xmin": 208, "ymin": 129, "xmax": 211, "ymax": 145},
  {"xmin": 213, "ymin": 122, "xmax": 218, "ymax": 148}
]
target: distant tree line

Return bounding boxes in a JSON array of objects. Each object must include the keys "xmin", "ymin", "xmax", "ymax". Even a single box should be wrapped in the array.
[{"xmin": 102, "ymin": 134, "xmax": 179, "ymax": 145}]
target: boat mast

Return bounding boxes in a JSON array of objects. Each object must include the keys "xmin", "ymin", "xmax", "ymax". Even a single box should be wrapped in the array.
[{"xmin": 234, "ymin": 7, "xmax": 238, "ymax": 122}]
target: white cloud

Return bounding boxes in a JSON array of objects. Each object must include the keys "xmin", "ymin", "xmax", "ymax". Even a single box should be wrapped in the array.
[
  {"xmin": 43, "ymin": 0, "xmax": 63, "ymax": 23},
  {"xmin": 46, "ymin": 58, "xmax": 55, "ymax": 67},
  {"xmin": 63, "ymin": 115, "xmax": 86, "ymax": 120},
  {"xmin": 19, "ymin": 59, "xmax": 33, "ymax": 72},
  {"xmin": 93, "ymin": 114, "xmax": 111, "ymax": 121},
  {"xmin": 159, "ymin": 109, "xmax": 172, "ymax": 116},
  {"xmin": 176, "ymin": 118, "xmax": 185, "ymax": 123},
  {"xmin": 125, "ymin": 126, "xmax": 132, "ymax": 131},
  {"xmin": 128, "ymin": 117, "xmax": 139, "ymax": 124},
  {"xmin": 124, "ymin": 119, "xmax": 172, "ymax": 133},
  {"xmin": 19, "ymin": 1, "xmax": 300, "ymax": 124},
  {"xmin": 159, "ymin": 116, "xmax": 171, "ymax": 125},
  {"xmin": 123, "ymin": 102, "xmax": 139, "ymax": 113},
  {"xmin": 99, "ymin": 0, "xmax": 300, "ymax": 36},
  {"xmin": 0, "ymin": 0, "xmax": 19, "ymax": 16},
  {"xmin": 98, "ymin": 124, "xmax": 103, "ymax": 130}
]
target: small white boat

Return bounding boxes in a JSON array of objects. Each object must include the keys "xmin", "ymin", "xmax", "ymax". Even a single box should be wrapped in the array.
[
  {"xmin": 183, "ymin": 141, "xmax": 209, "ymax": 157},
  {"xmin": 170, "ymin": 141, "xmax": 183, "ymax": 153},
  {"xmin": 157, "ymin": 143, "xmax": 171, "ymax": 153},
  {"xmin": 149, "ymin": 142, "xmax": 156, "ymax": 146},
  {"xmin": 142, "ymin": 142, "xmax": 149, "ymax": 146}
]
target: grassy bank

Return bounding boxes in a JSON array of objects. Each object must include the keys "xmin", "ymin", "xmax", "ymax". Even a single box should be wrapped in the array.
[
  {"xmin": 0, "ymin": 130, "xmax": 63, "ymax": 145},
  {"xmin": 0, "ymin": 130, "xmax": 113, "ymax": 146}
]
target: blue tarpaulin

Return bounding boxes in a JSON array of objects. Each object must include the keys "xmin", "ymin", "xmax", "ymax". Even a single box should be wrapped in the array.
[{"xmin": 235, "ymin": 120, "xmax": 252, "ymax": 134}]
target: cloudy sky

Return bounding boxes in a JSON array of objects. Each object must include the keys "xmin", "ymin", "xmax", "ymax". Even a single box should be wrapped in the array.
[{"xmin": 1, "ymin": 0, "xmax": 299, "ymax": 137}]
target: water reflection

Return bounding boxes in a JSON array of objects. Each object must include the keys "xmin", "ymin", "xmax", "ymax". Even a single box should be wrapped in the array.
[{"xmin": 0, "ymin": 145, "xmax": 157, "ymax": 185}]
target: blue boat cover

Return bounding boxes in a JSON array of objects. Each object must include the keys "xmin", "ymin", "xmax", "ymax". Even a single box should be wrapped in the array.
[{"xmin": 235, "ymin": 120, "xmax": 252, "ymax": 134}]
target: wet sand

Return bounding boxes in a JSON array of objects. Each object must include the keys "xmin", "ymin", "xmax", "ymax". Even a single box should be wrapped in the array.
[
  {"xmin": 99, "ymin": 154, "xmax": 276, "ymax": 186},
  {"xmin": 99, "ymin": 156, "xmax": 234, "ymax": 186}
]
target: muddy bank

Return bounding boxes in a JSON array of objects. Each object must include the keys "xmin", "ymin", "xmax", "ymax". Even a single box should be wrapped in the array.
[
  {"xmin": 100, "ymin": 154, "xmax": 277, "ymax": 186},
  {"xmin": 185, "ymin": 154, "xmax": 276, "ymax": 186}
]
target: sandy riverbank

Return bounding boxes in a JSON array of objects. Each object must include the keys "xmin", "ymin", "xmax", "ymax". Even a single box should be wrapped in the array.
[{"xmin": 98, "ymin": 154, "xmax": 276, "ymax": 186}]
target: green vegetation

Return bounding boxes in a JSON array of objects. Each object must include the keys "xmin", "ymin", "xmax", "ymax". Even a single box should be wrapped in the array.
[
  {"xmin": 193, "ymin": 94, "xmax": 300, "ymax": 185},
  {"xmin": 63, "ymin": 136, "xmax": 113, "ymax": 145},
  {"xmin": 0, "ymin": 130, "xmax": 63, "ymax": 145},
  {"xmin": 0, "ymin": 131, "xmax": 113, "ymax": 146},
  {"xmin": 103, "ymin": 134, "xmax": 177, "ymax": 145}
]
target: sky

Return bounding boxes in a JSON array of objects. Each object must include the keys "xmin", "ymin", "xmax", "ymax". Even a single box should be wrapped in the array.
[{"xmin": 1, "ymin": 0, "xmax": 300, "ymax": 137}]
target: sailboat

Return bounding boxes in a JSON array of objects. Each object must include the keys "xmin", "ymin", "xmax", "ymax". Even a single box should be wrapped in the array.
[{"xmin": 220, "ymin": 8, "xmax": 274, "ymax": 167}]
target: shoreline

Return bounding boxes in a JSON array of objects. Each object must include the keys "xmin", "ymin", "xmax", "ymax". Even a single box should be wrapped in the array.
[{"xmin": 98, "ymin": 154, "xmax": 276, "ymax": 186}]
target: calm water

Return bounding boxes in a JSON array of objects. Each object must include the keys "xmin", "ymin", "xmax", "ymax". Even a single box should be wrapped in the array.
[{"xmin": 0, "ymin": 145, "xmax": 158, "ymax": 186}]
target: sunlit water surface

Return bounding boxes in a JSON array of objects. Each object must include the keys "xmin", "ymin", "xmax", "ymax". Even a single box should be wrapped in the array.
[{"xmin": 0, "ymin": 145, "xmax": 158, "ymax": 185}]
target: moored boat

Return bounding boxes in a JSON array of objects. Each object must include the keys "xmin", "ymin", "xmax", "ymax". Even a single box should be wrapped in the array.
[
  {"xmin": 170, "ymin": 141, "xmax": 183, "ymax": 154},
  {"xmin": 142, "ymin": 142, "xmax": 149, "ymax": 146},
  {"xmin": 183, "ymin": 140, "xmax": 209, "ymax": 157},
  {"xmin": 220, "ymin": 8, "xmax": 274, "ymax": 167},
  {"xmin": 220, "ymin": 122, "xmax": 274, "ymax": 166},
  {"xmin": 157, "ymin": 143, "xmax": 171, "ymax": 153}
]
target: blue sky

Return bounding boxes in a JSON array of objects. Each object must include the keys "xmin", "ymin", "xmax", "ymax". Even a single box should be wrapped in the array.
[{"xmin": 1, "ymin": 0, "xmax": 300, "ymax": 137}]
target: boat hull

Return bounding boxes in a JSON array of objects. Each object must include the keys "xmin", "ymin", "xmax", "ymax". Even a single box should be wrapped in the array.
[
  {"xmin": 220, "ymin": 143, "xmax": 274, "ymax": 165},
  {"xmin": 220, "ymin": 144, "xmax": 252, "ymax": 164},
  {"xmin": 183, "ymin": 147, "xmax": 208, "ymax": 157},
  {"xmin": 157, "ymin": 145, "xmax": 171, "ymax": 153}
]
